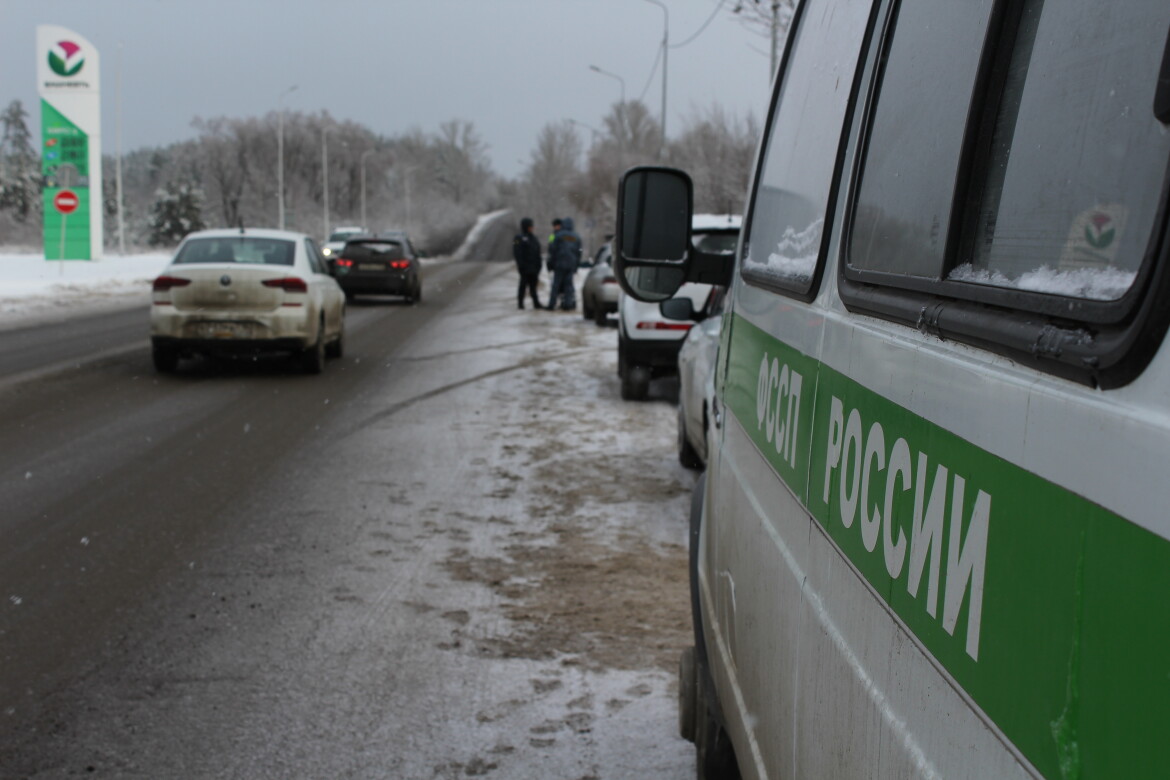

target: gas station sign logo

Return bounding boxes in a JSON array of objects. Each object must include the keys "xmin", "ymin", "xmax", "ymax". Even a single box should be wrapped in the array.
[{"xmin": 48, "ymin": 41, "xmax": 85, "ymax": 77}]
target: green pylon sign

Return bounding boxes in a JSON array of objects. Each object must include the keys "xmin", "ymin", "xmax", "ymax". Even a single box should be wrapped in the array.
[{"xmin": 37, "ymin": 25, "xmax": 102, "ymax": 260}]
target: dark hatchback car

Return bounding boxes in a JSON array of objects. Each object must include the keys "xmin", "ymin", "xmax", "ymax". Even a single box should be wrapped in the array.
[{"xmin": 329, "ymin": 235, "xmax": 422, "ymax": 303}]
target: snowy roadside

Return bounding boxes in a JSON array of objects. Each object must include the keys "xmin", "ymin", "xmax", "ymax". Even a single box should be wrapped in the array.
[
  {"xmin": 0, "ymin": 250, "xmax": 460, "ymax": 331},
  {"xmin": 0, "ymin": 251, "xmax": 171, "ymax": 330}
]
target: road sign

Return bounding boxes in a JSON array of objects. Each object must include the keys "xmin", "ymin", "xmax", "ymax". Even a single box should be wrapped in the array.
[{"xmin": 54, "ymin": 189, "xmax": 79, "ymax": 215}]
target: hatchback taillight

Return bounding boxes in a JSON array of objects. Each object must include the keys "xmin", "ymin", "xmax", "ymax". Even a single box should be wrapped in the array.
[
  {"xmin": 152, "ymin": 275, "xmax": 191, "ymax": 292},
  {"xmin": 390, "ymin": 260, "xmax": 410, "ymax": 269},
  {"xmin": 262, "ymin": 277, "xmax": 309, "ymax": 293},
  {"xmin": 335, "ymin": 258, "xmax": 354, "ymax": 268}
]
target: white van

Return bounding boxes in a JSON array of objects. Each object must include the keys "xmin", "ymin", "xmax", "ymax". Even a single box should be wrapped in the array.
[{"xmin": 614, "ymin": 1, "xmax": 1170, "ymax": 778}]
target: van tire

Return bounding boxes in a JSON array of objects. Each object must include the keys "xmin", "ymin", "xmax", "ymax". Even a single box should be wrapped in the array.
[
  {"xmin": 695, "ymin": 677, "xmax": 741, "ymax": 780},
  {"xmin": 679, "ymin": 409, "xmax": 703, "ymax": 469},
  {"xmin": 621, "ymin": 365, "xmax": 650, "ymax": 401},
  {"xmin": 679, "ymin": 646, "xmax": 698, "ymax": 742}
]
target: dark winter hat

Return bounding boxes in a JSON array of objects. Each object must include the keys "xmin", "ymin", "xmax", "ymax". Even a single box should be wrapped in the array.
[
  {"xmin": 520, "ymin": 217, "xmax": 533, "ymax": 230},
  {"xmin": 552, "ymin": 218, "xmax": 563, "ymax": 227}
]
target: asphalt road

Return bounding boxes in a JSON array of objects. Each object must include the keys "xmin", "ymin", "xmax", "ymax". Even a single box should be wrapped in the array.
[
  {"xmin": 0, "ymin": 260, "xmax": 489, "ymax": 769},
  {"xmin": 0, "ymin": 259, "xmax": 695, "ymax": 778}
]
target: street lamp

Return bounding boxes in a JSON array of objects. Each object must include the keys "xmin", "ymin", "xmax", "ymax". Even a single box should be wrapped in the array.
[
  {"xmin": 276, "ymin": 84, "xmax": 298, "ymax": 230},
  {"xmin": 568, "ymin": 118, "xmax": 601, "ymax": 148},
  {"xmin": 588, "ymin": 64, "xmax": 626, "ymax": 105},
  {"xmin": 642, "ymin": 0, "xmax": 668, "ymax": 155},
  {"xmin": 321, "ymin": 126, "xmax": 330, "ymax": 238},
  {"xmin": 360, "ymin": 149, "xmax": 374, "ymax": 229}
]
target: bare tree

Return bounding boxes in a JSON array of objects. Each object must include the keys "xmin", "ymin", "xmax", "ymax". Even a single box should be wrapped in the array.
[
  {"xmin": 668, "ymin": 104, "xmax": 760, "ymax": 215},
  {"xmin": 728, "ymin": 0, "xmax": 796, "ymax": 77}
]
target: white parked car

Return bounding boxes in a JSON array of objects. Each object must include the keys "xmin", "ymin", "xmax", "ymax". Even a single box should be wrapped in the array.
[
  {"xmin": 675, "ymin": 286, "xmax": 726, "ymax": 469},
  {"xmin": 616, "ymin": 215, "xmax": 740, "ymax": 400},
  {"xmin": 321, "ymin": 225, "xmax": 366, "ymax": 258},
  {"xmin": 581, "ymin": 241, "xmax": 620, "ymax": 325},
  {"xmin": 150, "ymin": 228, "xmax": 346, "ymax": 374}
]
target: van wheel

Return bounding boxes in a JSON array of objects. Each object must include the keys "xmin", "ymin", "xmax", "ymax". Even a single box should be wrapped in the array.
[
  {"xmin": 679, "ymin": 409, "xmax": 703, "ymax": 470},
  {"xmin": 679, "ymin": 646, "xmax": 698, "ymax": 742},
  {"xmin": 621, "ymin": 365, "xmax": 650, "ymax": 401},
  {"xmin": 695, "ymin": 676, "xmax": 741, "ymax": 780}
]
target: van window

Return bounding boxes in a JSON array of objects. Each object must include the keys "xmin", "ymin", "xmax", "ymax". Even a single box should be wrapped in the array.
[
  {"xmin": 953, "ymin": 0, "xmax": 1170, "ymax": 302},
  {"xmin": 849, "ymin": 0, "xmax": 1170, "ymax": 304},
  {"xmin": 848, "ymin": 0, "xmax": 995, "ymax": 278},
  {"xmin": 741, "ymin": 0, "xmax": 875, "ymax": 296}
]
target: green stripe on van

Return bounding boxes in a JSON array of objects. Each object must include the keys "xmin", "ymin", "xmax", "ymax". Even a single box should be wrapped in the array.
[{"xmin": 723, "ymin": 313, "xmax": 1170, "ymax": 779}]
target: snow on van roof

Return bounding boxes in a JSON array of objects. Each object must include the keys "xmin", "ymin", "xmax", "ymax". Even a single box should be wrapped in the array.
[{"xmin": 692, "ymin": 214, "xmax": 742, "ymax": 230}]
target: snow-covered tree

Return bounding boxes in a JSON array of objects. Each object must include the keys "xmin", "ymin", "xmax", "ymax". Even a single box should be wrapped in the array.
[
  {"xmin": 147, "ymin": 182, "xmax": 206, "ymax": 246},
  {"xmin": 0, "ymin": 100, "xmax": 41, "ymax": 225}
]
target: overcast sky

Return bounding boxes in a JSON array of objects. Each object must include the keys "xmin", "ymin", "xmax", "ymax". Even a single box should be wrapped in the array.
[{"xmin": 3, "ymin": 0, "xmax": 775, "ymax": 178}]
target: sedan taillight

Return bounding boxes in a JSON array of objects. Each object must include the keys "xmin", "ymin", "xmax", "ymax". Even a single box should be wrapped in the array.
[
  {"xmin": 152, "ymin": 275, "xmax": 191, "ymax": 292},
  {"xmin": 262, "ymin": 277, "xmax": 309, "ymax": 293}
]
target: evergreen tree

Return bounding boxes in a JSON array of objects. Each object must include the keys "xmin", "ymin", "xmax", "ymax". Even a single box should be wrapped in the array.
[
  {"xmin": 147, "ymin": 182, "xmax": 206, "ymax": 246},
  {"xmin": 0, "ymin": 100, "xmax": 41, "ymax": 223}
]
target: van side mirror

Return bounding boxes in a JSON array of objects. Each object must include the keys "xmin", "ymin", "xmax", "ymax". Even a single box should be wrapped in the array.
[
  {"xmin": 660, "ymin": 296, "xmax": 700, "ymax": 322},
  {"xmin": 614, "ymin": 166, "xmax": 693, "ymax": 302}
]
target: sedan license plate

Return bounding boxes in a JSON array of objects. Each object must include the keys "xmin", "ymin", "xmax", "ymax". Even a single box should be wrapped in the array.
[
  {"xmin": 198, "ymin": 322, "xmax": 250, "ymax": 339},
  {"xmin": 358, "ymin": 263, "xmax": 384, "ymax": 271}
]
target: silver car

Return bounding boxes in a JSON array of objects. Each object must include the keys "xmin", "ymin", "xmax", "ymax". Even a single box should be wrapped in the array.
[
  {"xmin": 150, "ymin": 228, "xmax": 346, "ymax": 374},
  {"xmin": 676, "ymin": 287, "xmax": 725, "ymax": 468},
  {"xmin": 581, "ymin": 241, "xmax": 619, "ymax": 325}
]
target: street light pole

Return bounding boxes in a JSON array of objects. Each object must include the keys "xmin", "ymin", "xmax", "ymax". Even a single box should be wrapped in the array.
[
  {"xmin": 588, "ymin": 64, "xmax": 626, "ymax": 105},
  {"xmin": 276, "ymin": 85, "xmax": 297, "ymax": 230},
  {"xmin": 642, "ymin": 0, "xmax": 668, "ymax": 155},
  {"xmin": 321, "ymin": 127, "xmax": 330, "ymax": 238},
  {"xmin": 360, "ymin": 149, "xmax": 373, "ymax": 229}
]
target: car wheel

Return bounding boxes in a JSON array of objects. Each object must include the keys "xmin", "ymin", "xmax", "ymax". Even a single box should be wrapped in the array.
[
  {"xmin": 326, "ymin": 321, "xmax": 345, "ymax": 359},
  {"xmin": 344, "ymin": 290, "xmax": 355, "ymax": 303},
  {"xmin": 618, "ymin": 336, "xmax": 627, "ymax": 377},
  {"xmin": 582, "ymin": 295, "xmax": 594, "ymax": 320},
  {"xmin": 300, "ymin": 320, "xmax": 326, "ymax": 375},
  {"xmin": 678, "ymin": 407, "xmax": 703, "ymax": 470},
  {"xmin": 621, "ymin": 364, "xmax": 650, "ymax": 401},
  {"xmin": 152, "ymin": 346, "xmax": 179, "ymax": 374},
  {"xmin": 594, "ymin": 303, "xmax": 608, "ymax": 327},
  {"xmin": 413, "ymin": 281, "xmax": 422, "ymax": 303}
]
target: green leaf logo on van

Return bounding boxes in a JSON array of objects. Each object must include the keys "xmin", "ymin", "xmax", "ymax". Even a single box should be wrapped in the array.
[
  {"xmin": 1084, "ymin": 212, "xmax": 1116, "ymax": 250},
  {"xmin": 48, "ymin": 41, "xmax": 85, "ymax": 77}
]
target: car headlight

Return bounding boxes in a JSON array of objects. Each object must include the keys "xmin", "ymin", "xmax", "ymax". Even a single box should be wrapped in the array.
[{"xmin": 322, "ymin": 247, "xmax": 332, "ymax": 256}]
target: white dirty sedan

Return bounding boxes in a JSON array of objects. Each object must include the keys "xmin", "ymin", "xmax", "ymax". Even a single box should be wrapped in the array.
[{"xmin": 150, "ymin": 228, "xmax": 346, "ymax": 374}]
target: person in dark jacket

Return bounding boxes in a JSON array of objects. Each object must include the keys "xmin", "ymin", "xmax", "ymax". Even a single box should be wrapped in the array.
[
  {"xmin": 546, "ymin": 216, "xmax": 582, "ymax": 311},
  {"xmin": 546, "ymin": 218, "xmax": 562, "ymax": 270},
  {"xmin": 512, "ymin": 217, "xmax": 543, "ymax": 309}
]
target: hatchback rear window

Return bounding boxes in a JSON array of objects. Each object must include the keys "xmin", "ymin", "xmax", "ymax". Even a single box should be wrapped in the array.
[
  {"xmin": 173, "ymin": 237, "xmax": 295, "ymax": 266},
  {"xmin": 342, "ymin": 242, "xmax": 405, "ymax": 262}
]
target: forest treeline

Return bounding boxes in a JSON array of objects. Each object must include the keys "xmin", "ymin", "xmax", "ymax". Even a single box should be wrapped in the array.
[{"xmin": 0, "ymin": 98, "xmax": 758, "ymax": 256}]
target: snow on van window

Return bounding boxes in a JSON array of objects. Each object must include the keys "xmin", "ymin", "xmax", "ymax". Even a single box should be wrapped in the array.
[
  {"xmin": 744, "ymin": 218, "xmax": 822, "ymax": 283},
  {"xmin": 948, "ymin": 263, "xmax": 1136, "ymax": 301}
]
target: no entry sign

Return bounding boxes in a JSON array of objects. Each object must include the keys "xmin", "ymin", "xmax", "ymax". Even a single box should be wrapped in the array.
[{"xmin": 54, "ymin": 189, "xmax": 79, "ymax": 215}]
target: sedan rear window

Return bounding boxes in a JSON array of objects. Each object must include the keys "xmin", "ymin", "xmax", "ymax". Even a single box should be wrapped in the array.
[
  {"xmin": 342, "ymin": 241, "xmax": 405, "ymax": 262},
  {"xmin": 173, "ymin": 237, "xmax": 295, "ymax": 266}
]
